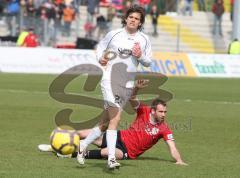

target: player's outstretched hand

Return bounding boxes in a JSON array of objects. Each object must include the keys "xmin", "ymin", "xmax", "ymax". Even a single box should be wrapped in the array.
[
  {"xmin": 135, "ymin": 79, "xmax": 149, "ymax": 89},
  {"xmin": 175, "ymin": 161, "xmax": 188, "ymax": 166}
]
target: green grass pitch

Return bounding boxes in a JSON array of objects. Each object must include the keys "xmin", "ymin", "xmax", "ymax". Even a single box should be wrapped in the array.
[{"xmin": 0, "ymin": 73, "xmax": 239, "ymax": 178}]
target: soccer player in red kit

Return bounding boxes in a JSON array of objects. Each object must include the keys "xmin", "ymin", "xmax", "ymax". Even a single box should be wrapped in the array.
[
  {"xmin": 120, "ymin": 99, "xmax": 175, "ymax": 159},
  {"xmin": 83, "ymin": 80, "xmax": 187, "ymax": 165}
]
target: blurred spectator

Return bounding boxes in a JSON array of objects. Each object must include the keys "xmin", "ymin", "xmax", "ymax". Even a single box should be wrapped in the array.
[
  {"xmin": 25, "ymin": 0, "xmax": 36, "ymax": 29},
  {"xmin": 95, "ymin": 0, "xmax": 100, "ymax": 13},
  {"xmin": 35, "ymin": 1, "xmax": 56, "ymax": 45},
  {"xmin": 230, "ymin": 0, "xmax": 234, "ymax": 22},
  {"xmin": 55, "ymin": 0, "xmax": 63, "ymax": 5},
  {"xmin": 228, "ymin": 38, "xmax": 240, "ymax": 54},
  {"xmin": 138, "ymin": 0, "xmax": 151, "ymax": 13},
  {"xmin": 150, "ymin": 4, "xmax": 159, "ymax": 36},
  {"xmin": 22, "ymin": 28, "xmax": 39, "ymax": 47},
  {"xmin": 212, "ymin": 0, "xmax": 224, "ymax": 36},
  {"xmin": 19, "ymin": 0, "xmax": 26, "ymax": 30},
  {"xmin": 84, "ymin": 22, "xmax": 95, "ymax": 39},
  {"xmin": 45, "ymin": 1, "xmax": 57, "ymax": 45},
  {"xmin": 6, "ymin": 0, "xmax": 20, "ymax": 36},
  {"xmin": 96, "ymin": 13, "xmax": 108, "ymax": 40},
  {"xmin": 53, "ymin": 2, "xmax": 65, "ymax": 41},
  {"xmin": 63, "ymin": 4, "xmax": 75, "ymax": 36},
  {"xmin": 181, "ymin": 0, "xmax": 193, "ymax": 16},
  {"xmin": 87, "ymin": 0, "xmax": 98, "ymax": 23},
  {"xmin": 122, "ymin": 0, "xmax": 132, "ymax": 16},
  {"xmin": 197, "ymin": 0, "xmax": 206, "ymax": 11},
  {"xmin": 34, "ymin": 0, "xmax": 46, "ymax": 9},
  {"xmin": 0, "ymin": 0, "xmax": 6, "ymax": 20},
  {"xmin": 17, "ymin": 28, "xmax": 29, "ymax": 46},
  {"xmin": 112, "ymin": 0, "xmax": 123, "ymax": 17},
  {"xmin": 35, "ymin": 4, "xmax": 48, "ymax": 43},
  {"xmin": 165, "ymin": 0, "xmax": 177, "ymax": 12},
  {"xmin": 107, "ymin": 3, "xmax": 116, "ymax": 30}
]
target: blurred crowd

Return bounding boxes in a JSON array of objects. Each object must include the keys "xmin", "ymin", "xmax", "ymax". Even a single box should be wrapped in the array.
[
  {"xmin": 0, "ymin": 0, "xmax": 235, "ymax": 47},
  {"xmin": 0, "ymin": 0, "xmax": 80, "ymax": 46}
]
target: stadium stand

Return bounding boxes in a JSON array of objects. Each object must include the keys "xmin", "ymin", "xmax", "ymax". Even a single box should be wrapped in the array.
[{"xmin": 0, "ymin": 0, "xmax": 234, "ymax": 53}]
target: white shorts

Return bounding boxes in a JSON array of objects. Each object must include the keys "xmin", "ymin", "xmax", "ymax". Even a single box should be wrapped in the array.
[{"xmin": 101, "ymin": 80, "xmax": 133, "ymax": 110}]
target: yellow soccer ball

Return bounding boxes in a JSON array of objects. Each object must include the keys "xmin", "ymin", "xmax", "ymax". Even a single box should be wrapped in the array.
[{"xmin": 50, "ymin": 128, "xmax": 80, "ymax": 155}]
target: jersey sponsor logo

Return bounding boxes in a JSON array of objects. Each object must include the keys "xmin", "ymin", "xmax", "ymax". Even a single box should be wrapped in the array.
[
  {"xmin": 118, "ymin": 48, "xmax": 132, "ymax": 59},
  {"xmin": 127, "ymin": 38, "xmax": 134, "ymax": 41},
  {"xmin": 145, "ymin": 124, "xmax": 159, "ymax": 136}
]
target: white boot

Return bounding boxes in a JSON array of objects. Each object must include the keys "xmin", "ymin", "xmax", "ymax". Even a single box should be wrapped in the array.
[
  {"xmin": 38, "ymin": 144, "xmax": 52, "ymax": 152},
  {"xmin": 108, "ymin": 158, "xmax": 121, "ymax": 169},
  {"xmin": 76, "ymin": 141, "xmax": 87, "ymax": 165}
]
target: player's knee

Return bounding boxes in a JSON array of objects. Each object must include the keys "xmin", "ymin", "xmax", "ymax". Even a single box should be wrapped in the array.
[{"xmin": 115, "ymin": 150, "xmax": 124, "ymax": 160}]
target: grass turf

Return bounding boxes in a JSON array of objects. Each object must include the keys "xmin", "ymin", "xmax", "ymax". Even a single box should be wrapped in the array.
[{"xmin": 0, "ymin": 73, "xmax": 239, "ymax": 178}]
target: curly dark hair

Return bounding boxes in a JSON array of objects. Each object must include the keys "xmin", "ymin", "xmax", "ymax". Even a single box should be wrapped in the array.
[{"xmin": 121, "ymin": 4, "xmax": 145, "ymax": 31}]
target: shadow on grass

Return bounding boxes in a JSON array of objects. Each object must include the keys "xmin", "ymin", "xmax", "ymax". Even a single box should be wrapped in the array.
[
  {"xmin": 76, "ymin": 161, "xmax": 135, "ymax": 174},
  {"xmin": 137, "ymin": 156, "xmax": 174, "ymax": 163}
]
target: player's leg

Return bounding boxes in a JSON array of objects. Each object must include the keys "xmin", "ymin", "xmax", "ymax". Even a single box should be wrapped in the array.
[
  {"xmin": 76, "ymin": 130, "xmax": 123, "ymax": 160},
  {"xmin": 79, "ymin": 110, "xmax": 109, "ymax": 149},
  {"xmin": 77, "ymin": 110, "xmax": 109, "ymax": 165},
  {"xmin": 106, "ymin": 106, "xmax": 122, "ymax": 169},
  {"xmin": 83, "ymin": 148, "xmax": 123, "ymax": 160},
  {"xmin": 77, "ymin": 128, "xmax": 104, "ymax": 149},
  {"xmin": 106, "ymin": 88, "xmax": 132, "ymax": 168},
  {"xmin": 77, "ymin": 129, "xmax": 92, "ymax": 139},
  {"xmin": 100, "ymin": 148, "xmax": 123, "ymax": 159}
]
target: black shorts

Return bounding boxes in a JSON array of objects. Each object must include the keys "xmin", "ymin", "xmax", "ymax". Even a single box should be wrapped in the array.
[{"xmin": 101, "ymin": 131, "xmax": 128, "ymax": 160}]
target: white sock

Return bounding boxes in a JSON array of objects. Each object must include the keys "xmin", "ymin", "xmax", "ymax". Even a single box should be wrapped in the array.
[
  {"xmin": 106, "ymin": 130, "xmax": 117, "ymax": 161},
  {"xmin": 80, "ymin": 127, "xmax": 102, "ymax": 150}
]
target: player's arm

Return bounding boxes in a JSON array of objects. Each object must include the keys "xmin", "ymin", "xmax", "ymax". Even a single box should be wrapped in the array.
[
  {"xmin": 129, "ymin": 79, "xmax": 149, "ymax": 110},
  {"xmin": 166, "ymin": 140, "xmax": 188, "ymax": 166},
  {"xmin": 96, "ymin": 31, "xmax": 113, "ymax": 66},
  {"xmin": 129, "ymin": 86, "xmax": 140, "ymax": 110}
]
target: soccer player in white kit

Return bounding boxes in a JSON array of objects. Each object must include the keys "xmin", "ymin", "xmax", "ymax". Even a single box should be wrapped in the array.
[{"xmin": 77, "ymin": 5, "xmax": 152, "ymax": 169}]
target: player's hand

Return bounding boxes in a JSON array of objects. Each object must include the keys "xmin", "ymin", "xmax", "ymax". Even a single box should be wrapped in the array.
[
  {"xmin": 132, "ymin": 42, "xmax": 142, "ymax": 59},
  {"xmin": 135, "ymin": 79, "xmax": 149, "ymax": 89},
  {"xmin": 99, "ymin": 50, "xmax": 117, "ymax": 66},
  {"xmin": 175, "ymin": 161, "xmax": 188, "ymax": 166},
  {"xmin": 99, "ymin": 57, "xmax": 109, "ymax": 66}
]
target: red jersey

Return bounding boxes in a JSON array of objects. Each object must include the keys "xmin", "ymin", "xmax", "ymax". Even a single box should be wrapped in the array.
[
  {"xmin": 23, "ymin": 33, "xmax": 39, "ymax": 47},
  {"xmin": 120, "ymin": 103, "xmax": 174, "ymax": 159}
]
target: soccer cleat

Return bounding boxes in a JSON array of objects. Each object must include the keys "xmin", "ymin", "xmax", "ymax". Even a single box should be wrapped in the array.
[
  {"xmin": 77, "ymin": 142, "xmax": 86, "ymax": 165},
  {"xmin": 38, "ymin": 144, "xmax": 53, "ymax": 152},
  {"xmin": 77, "ymin": 150, "xmax": 86, "ymax": 165},
  {"xmin": 108, "ymin": 158, "xmax": 121, "ymax": 170}
]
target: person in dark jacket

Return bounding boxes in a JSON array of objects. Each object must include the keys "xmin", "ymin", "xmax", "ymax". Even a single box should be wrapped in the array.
[
  {"xmin": 212, "ymin": 0, "xmax": 225, "ymax": 36},
  {"xmin": 150, "ymin": 5, "xmax": 159, "ymax": 36}
]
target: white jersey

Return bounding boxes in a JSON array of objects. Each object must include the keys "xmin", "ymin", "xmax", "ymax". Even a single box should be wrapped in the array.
[{"xmin": 97, "ymin": 28, "xmax": 152, "ymax": 88}]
